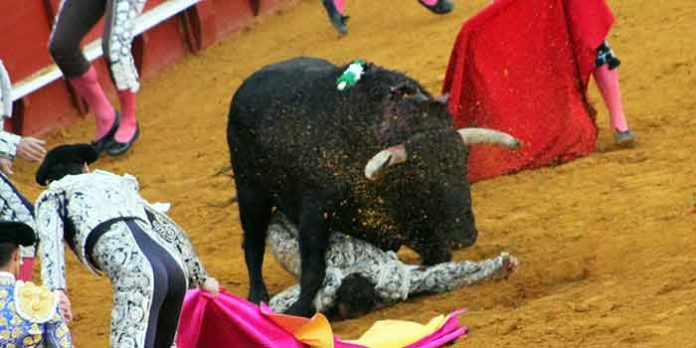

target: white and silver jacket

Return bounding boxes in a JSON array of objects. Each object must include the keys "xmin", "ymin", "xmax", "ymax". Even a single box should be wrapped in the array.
[
  {"xmin": 143, "ymin": 204, "xmax": 209, "ymax": 287},
  {"xmin": 268, "ymin": 213, "xmax": 512, "ymax": 313},
  {"xmin": 268, "ymin": 213, "xmax": 410, "ymax": 312},
  {"xmin": 0, "ymin": 59, "xmax": 20, "ymax": 160},
  {"xmin": 35, "ymin": 170, "xmax": 207, "ymax": 290},
  {"xmin": 0, "ymin": 123, "xmax": 20, "ymax": 160},
  {"xmin": 1, "ymin": 173, "xmax": 36, "ymax": 259},
  {"xmin": 0, "ymin": 173, "xmax": 34, "ymax": 228}
]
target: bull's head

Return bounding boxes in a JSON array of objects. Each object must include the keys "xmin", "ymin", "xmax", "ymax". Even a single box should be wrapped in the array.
[
  {"xmin": 365, "ymin": 128, "xmax": 521, "ymax": 180},
  {"xmin": 364, "ymin": 82, "xmax": 521, "ymax": 260}
]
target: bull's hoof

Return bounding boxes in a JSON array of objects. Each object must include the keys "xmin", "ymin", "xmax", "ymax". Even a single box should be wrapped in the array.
[
  {"xmin": 284, "ymin": 302, "xmax": 316, "ymax": 318},
  {"xmin": 248, "ymin": 290, "xmax": 269, "ymax": 305}
]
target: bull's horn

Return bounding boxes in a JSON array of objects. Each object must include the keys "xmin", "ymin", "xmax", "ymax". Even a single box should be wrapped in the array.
[
  {"xmin": 435, "ymin": 93, "xmax": 450, "ymax": 104},
  {"xmin": 364, "ymin": 144, "xmax": 407, "ymax": 181},
  {"xmin": 457, "ymin": 128, "xmax": 522, "ymax": 149}
]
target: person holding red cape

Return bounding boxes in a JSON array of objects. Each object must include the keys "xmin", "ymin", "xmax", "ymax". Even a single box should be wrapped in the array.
[{"xmin": 443, "ymin": 0, "xmax": 634, "ymax": 182}]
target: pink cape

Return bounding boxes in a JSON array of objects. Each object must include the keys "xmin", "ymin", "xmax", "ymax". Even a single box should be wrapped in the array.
[{"xmin": 177, "ymin": 289, "xmax": 467, "ymax": 348}]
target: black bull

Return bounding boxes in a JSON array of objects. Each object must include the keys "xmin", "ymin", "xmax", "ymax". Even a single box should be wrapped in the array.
[{"xmin": 227, "ymin": 57, "xmax": 520, "ymax": 316}]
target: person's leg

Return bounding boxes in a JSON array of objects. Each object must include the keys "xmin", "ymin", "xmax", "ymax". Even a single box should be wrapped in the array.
[
  {"xmin": 126, "ymin": 219, "xmax": 188, "ymax": 348},
  {"xmin": 593, "ymin": 41, "xmax": 634, "ymax": 145},
  {"xmin": 91, "ymin": 222, "xmax": 155, "ymax": 348},
  {"xmin": 102, "ymin": 0, "xmax": 147, "ymax": 155},
  {"xmin": 144, "ymin": 205, "xmax": 209, "ymax": 287},
  {"xmin": 321, "ymin": 0, "xmax": 348, "ymax": 35},
  {"xmin": 49, "ymin": 0, "xmax": 118, "ymax": 148},
  {"xmin": 153, "ymin": 255, "xmax": 187, "ymax": 348}
]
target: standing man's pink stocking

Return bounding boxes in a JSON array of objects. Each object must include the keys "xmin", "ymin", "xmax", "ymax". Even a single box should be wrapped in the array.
[
  {"xmin": 333, "ymin": 0, "xmax": 345, "ymax": 14},
  {"xmin": 593, "ymin": 65, "xmax": 629, "ymax": 132},
  {"xmin": 114, "ymin": 91, "xmax": 137, "ymax": 143},
  {"xmin": 68, "ymin": 66, "xmax": 117, "ymax": 141}
]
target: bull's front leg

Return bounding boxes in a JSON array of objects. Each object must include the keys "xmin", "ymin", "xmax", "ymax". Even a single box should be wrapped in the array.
[
  {"xmin": 407, "ymin": 232, "xmax": 452, "ymax": 266},
  {"xmin": 284, "ymin": 195, "xmax": 333, "ymax": 317}
]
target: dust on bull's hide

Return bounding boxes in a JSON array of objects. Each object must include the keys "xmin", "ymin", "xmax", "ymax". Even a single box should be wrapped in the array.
[{"xmin": 227, "ymin": 57, "xmax": 521, "ymax": 316}]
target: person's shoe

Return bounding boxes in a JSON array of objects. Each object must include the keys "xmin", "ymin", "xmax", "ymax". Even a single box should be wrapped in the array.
[
  {"xmin": 329, "ymin": 13, "xmax": 349, "ymax": 35},
  {"xmin": 615, "ymin": 129, "xmax": 635, "ymax": 147},
  {"xmin": 418, "ymin": 0, "xmax": 454, "ymax": 15},
  {"xmin": 322, "ymin": 0, "xmax": 348, "ymax": 35},
  {"xmin": 91, "ymin": 112, "xmax": 121, "ymax": 154},
  {"xmin": 105, "ymin": 122, "xmax": 139, "ymax": 156}
]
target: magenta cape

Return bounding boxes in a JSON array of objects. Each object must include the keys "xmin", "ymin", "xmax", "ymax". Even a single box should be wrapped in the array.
[{"xmin": 176, "ymin": 289, "xmax": 467, "ymax": 348}]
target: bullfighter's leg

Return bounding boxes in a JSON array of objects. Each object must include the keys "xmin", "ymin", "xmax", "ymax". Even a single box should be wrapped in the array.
[
  {"xmin": 237, "ymin": 184, "xmax": 273, "ymax": 304},
  {"xmin": 407, "ymin": 252, "xmax": 518, "ymax": 295},
  {"xmin": 92, "ymin": 220, "xmax": 186, "ymax": 348},
  {"xmin": 321, "ymin": 0, "xmax": 348, "ymax": 35},
  {"xmin": 102, "ymin": 0, "xmax": 147, "ymax": 155},
  {"xmin": 284, "ymin": 195, "xmax": 334, "ymax": 317},
  {"xmin": 593, "ymin": 40, "xmax": 634, "ymax": 146},
  {"xmin": 48, "ymin": 0, "xmax": 118, "ymax": 149}
]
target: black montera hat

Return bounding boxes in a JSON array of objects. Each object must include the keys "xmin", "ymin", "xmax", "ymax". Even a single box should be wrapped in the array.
[
  {"xmin": 35, "ymin": 143, "xmax": 99, "ymax": 186},
  {"xmin": 0, "ymin": 221, "xmax": 36, "ymax": 246}
]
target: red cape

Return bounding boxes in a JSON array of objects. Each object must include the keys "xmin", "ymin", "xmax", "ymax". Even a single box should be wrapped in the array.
[{"xmin": 442, "ymin": 0, "xmax": 614, "ymax": 182}]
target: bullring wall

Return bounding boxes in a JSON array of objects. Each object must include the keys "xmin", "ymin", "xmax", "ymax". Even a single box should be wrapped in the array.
[{"xmin": 0, "ymin": 0, "xmax": 292, "ymax": 135}]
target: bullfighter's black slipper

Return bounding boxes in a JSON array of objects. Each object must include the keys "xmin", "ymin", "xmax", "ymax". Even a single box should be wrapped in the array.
[
  {"xmin": 91, "ymin": 111, "xmax": 121, "ymax": 154},
  {"xmin": 418, "ymin": 0, "xmax": 454, "ymax": 15},
  {"xmin": 105, "ymin": 122, "xmax": 139, "ymax": 156}
]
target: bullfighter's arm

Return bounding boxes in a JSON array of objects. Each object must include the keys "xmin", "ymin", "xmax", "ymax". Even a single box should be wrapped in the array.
[
  {"xmin": 407, "ymin": 252, "xmax": 515, "ymax": 295},
  {"xmin": 0, "ymin": 127, "xmax": 21, "ymax": 160},
  {"xmin": 269, "ymin": 267, "xmax": 344, "ymax": 313},
  {"xmin": 0, "ymin": 60, "xmax": 20, "ymax": 160},
  {"xmin": 269, "ymin": 284, "xmax": 301, "ymax": 313},
  {"xmin": 35, "ymin": 191, "xmax": 68, "ymax": 291},
  {"xmin": 0, "ymin": 174, "xmax": 36, "ymax": 260}
]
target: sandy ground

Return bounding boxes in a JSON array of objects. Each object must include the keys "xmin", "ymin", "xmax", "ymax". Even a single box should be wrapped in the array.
[{"xmin": 11, "ymin": 0, "xmax": 696, "ymax": 346}]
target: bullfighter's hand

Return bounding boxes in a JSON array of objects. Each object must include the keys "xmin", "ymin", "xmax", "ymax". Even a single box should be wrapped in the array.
[
  {"xmin": 0, "ymin": 157, "xmax": 12, "ymax": 175},
  {"xmin": 56, "ymin": 290, "xmax": 74, "ymax": 324},
  {"xmin": 17, "ymin": 136, "xmax": 46, "ymax": 162},
  {"xmin": 200, "ymin": 277, "xmax": 220, "ymax": 296}
]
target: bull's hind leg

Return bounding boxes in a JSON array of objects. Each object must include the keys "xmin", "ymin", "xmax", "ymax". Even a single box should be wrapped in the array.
[
  {"xmin": 284, "ymin": 194, "xmax": 335, "ymax": 317},
  {"xmin": 237, "ymin": 184, "xmax": 273, "ymax": 304}
]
